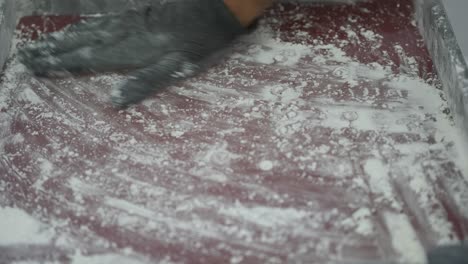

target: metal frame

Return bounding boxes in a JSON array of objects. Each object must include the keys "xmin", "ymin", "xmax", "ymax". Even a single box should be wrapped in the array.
[
  {"xmin": 414, "ymin": 0, "xmax": 468, "ymax": 135},
  {"xmin": 0, "ymin": 0, "xmax": 15, "ymax": 72}
]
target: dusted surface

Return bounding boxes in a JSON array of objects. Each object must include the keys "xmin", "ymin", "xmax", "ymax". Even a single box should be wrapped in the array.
[{"xmin": 1, "ymin": 0, "xmax": 468, "ymax": 263}]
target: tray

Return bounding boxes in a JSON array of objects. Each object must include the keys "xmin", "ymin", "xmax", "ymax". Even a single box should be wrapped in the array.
[{"xmin": 1, "ymin": 0, "xmax": 467, "ymax": 263}]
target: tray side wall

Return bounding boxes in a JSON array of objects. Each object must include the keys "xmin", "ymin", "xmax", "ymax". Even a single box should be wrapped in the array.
[
  {"xmin": 442, "ymin": 0, "xmax": 468, "ymax": 64},
  {"xmin": 0, "ymin": 0, "xmax": 16, "ymax": 71},
  {"xmin": 414, "ymin": 0, "xmax": 468, "ymax": 135}
]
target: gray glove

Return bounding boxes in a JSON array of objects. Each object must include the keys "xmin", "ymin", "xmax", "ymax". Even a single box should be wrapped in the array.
[
  {"xmin": 19, "ymin": 0, "xmax": 247, "ymax": 107},
  {"xmin": 427, "ymin": 244, "xmax": 468, "ymax": 264}
]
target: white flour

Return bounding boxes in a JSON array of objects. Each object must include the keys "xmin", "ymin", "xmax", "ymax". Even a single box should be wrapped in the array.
[
  {"xmin": 71, "ymin": 252, "xmax": 147, "ymax": 264},
  {"xmin": 384, "ymin": 212, "xmax": 427, "ymax": 264},
  {"xmin": 0, "ymin": 207, "xmax": 54, "ymax": 245}
]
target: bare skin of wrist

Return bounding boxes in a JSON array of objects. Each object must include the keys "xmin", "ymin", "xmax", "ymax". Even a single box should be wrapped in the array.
[{"xmin": 224, "ymin": 0, "xmax": 274, "ymax": 27}]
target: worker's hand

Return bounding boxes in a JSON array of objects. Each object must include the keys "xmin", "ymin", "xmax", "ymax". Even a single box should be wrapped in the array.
[
  {"xmin": 427, "ymin": 244, "xmax": 468, "ymax": 264},
  {"xmin": 18, "ymin": 0, "xmax": 247, "ymax": 107}
]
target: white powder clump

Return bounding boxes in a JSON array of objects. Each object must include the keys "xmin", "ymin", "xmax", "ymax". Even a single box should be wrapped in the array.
[
  {"xmin": 71, "ymin": 253, "xmax": 146, "ymax": 264},
  {"xmin": 0, "ymin": 92, "xmax": 8, "ymax": 110},
  {"xmin": 19, "ymin": 87, "xmax": 43, "ymax": 104},
  {"xmin": 170, "ymin": 130, "xmax": 184, "ymax": 138},
  {"xmin": 341, "ymin": 208, "xmax": 374, "ymax": 236},
  {"xmin": 0, "ymin": 207, "xmax": 54, "ymax": 245},
  {"xmin": 312, "ymin": 44, "xmax": 350, "ymax": 64},
  {"xmin": 363, "ymin": 159, "xmax": 400, "ymax": 209},
  {"xmin": 259, "ymin": 160, "xmax": 274, "ymax": 171},
  {"xmin": 220, "ymin": 204, "xmax": 308, "ymax": 228},
  {"xmin": 233, "ymin": 26, "xmax": 313, "ymax": 66},
  {"xmin": 260, "ymin": 84, "xmax": 303, "ymax": 103},
  {"xmin": 360, "ymin": 28, "xmax": 381, "ymax": 42},
  {"xmin": 384, "ymin": 212, "xmax": 427, "ymax": 264},
  {"xmin": 363, "ymin": 159, "xmax": 392, "ymax": 196}
]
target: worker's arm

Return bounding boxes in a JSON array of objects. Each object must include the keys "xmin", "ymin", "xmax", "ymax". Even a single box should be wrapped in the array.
[
  {"xmin": 224, "ymin": 0, "xmax": 274, "ymax": 26},
  {"xmin": 18, "ymin": 0, "xmax": 273, "ymax": 107}
]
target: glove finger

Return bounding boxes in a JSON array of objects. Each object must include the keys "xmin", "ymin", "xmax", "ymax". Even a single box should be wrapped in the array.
[
  {"xmin": 24, "ymin": 32, "xmax": 171, "ymax": 76},
  {"xmin": 19, "ymin": 16, "xmax": 122, "ymax": 61},
  {"xmin": 111, "ymin": 53, "xmax": 199, "ymax": 107},
  {"xmin": 21, "ymin": 49, "xmax": 93, "ymax": 76}
]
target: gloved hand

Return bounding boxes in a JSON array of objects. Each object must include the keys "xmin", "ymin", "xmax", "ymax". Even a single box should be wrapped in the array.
[
  {"xmin": 18, "ymin": 0, "xmax": 247, "ymax": 107},
  {"xmin": 427, "ymin": 244, "xmax": 468, "ymax": 264}
]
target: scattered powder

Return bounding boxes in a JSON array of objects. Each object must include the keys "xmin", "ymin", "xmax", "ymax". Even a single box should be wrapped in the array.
[
  {"xmin": 233, "ymin": 26, "xmax": 313, "ymax": 66},
  {"xmin": 0, "ymin": 91, "xmax": 8, "ymax": 110},
  {"xmin": 18, "ymin": 87, "xmax": 43, "ymax": 104},
  {"xmin": 71, "ymin": 253, "xmax": 146, "ymax": 264},
  {"xmin": 311, "ymin": 44, "xmax": 350, "ymax": 63},
  {"xmin": 360, "ymin": 28, "xmax": 382, "ymax": 43},
  {"xmin": 11, "ymin": 133, "xmax": 25, "ymax": 143},
  {"xmin": 190, "ymin": 142, "xmax": 240, "ymax": 182},
  {"xmin": 384, "ymin": 212, "xmax": 427, "ymax": 264},
  {"xmin": 32, "ymin": 158, "xmax": 55, "ymax": 189},
  {"xmin": 261, "ymin": 84, "xmax": 303, "ymax": 103},
  {"xmin": 341, "ymin": 207, "xmax": 374, "ymax": 236},
  {"xmin": 258, "ymin": 160, "xmax": 274, "ymax": 171},
  {"xmin": 170, "ymin": 130, "xmax": 184, "ymax": 138},
  {"xmin": 0, "ymin": 207, "xmax": 54, "ymax": 245},
  {"xmin": 353, "ymin": 211, "xmax": 373, "ymax": 236},
  {"xmin": 190, "ymin": 166, "xmax": 229, "ymax": 183},
  {"xmin": 363, "ymin": 159, "xmax": 401, "ymax": 209},
  {"xmin": 220, "ymin": 204, "xmax": 309, "ymax": 228}
]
